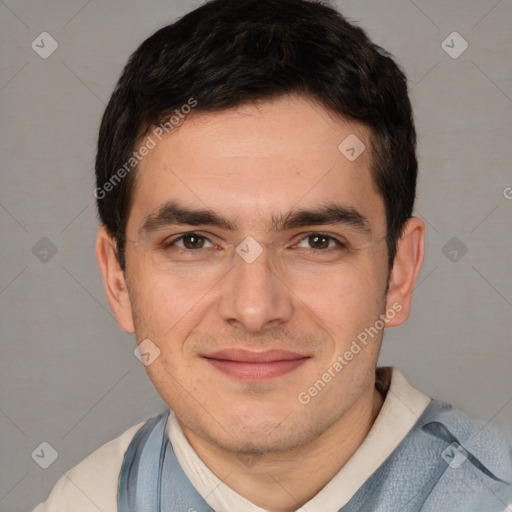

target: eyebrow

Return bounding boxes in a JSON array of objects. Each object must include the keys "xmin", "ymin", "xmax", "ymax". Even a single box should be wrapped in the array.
[
  {"xmin": 141, "ymin": 201, "xmax": 236, "ymax": 233},
  {"xmin": 140, "ymin": 200, "xmax": 371, "ymax": 236}
]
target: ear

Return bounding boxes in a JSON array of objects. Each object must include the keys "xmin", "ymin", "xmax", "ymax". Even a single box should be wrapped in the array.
[
  {"xmin": 384, "ymin": 217, "xmax": 425, "ymax": 327},
  {"xmin": 95, "ymin": 225, "xmax": 135, "ymax": 333}
]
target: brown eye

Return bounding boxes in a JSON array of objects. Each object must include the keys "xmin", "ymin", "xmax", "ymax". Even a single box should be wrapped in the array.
[
  {"xmin": 294, "ymin": 233, "xmax": 346, "ymax": 251},
  {"xmin": 308, "ymin": 234, "xmax": 330, "ymax": 249},
  {"xmin": 164, "ymin": 233, "xmax": 213, "ymax": 250},
  {"xmin": 182, "ymin": 234, "xmax": 206, "ymax": 249}
]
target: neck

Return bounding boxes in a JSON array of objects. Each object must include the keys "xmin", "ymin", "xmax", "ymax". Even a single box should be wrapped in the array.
[{"xmin": 180, "ymin": 379, "xmax": 385, "ymax": 512}]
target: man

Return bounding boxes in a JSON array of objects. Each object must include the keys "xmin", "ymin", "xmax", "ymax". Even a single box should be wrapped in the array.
[{"xmin": 34, "ymin": 0, "xmax": 512, "ymax": 510}]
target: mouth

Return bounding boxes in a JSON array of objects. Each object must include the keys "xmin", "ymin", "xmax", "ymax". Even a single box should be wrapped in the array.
[{"xmin": 202, "ymin": 349, "xmax": 310, "ymax": 381}]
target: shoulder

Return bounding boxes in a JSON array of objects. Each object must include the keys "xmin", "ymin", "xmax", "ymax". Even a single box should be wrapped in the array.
[
  {"xmin": 417, "ymin": 399, "xmax": 512, "ymax": 511},
  {"xmin": 419, "ymin": 399, "xmax": 512, "ymax": 479},
  {"xmin": 32, "ymin": 419, "xmax": 149, "ymax": 512}
]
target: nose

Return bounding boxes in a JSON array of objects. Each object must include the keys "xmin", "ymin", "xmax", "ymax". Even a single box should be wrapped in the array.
[{"xmin": 217, "ymin": 243, "xmax": 294, "ymax": 334}]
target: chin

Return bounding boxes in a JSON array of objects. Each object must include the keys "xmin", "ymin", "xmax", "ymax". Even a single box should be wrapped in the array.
[{"xmin": 208, "ymin": 412, "xmax": 318, "ymax": 454}]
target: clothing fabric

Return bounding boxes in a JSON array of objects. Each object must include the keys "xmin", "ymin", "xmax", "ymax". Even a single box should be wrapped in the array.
[{"xmin": 33, "ymin": 367, "xmax": 512, "ymax": 512}]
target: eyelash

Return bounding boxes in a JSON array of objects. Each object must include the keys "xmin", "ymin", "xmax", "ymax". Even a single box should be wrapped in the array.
[{"xmin": 162, "ymin": 232, "xmax": 347, "ymax": 251}]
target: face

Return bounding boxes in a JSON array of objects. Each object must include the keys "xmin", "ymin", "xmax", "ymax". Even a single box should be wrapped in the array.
[{"xmin": 103, "ymin": 95, "xmax": 408, "ymax": 454}]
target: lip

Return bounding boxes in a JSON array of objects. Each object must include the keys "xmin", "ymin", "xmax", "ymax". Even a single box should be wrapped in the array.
[{"xmin": 203, "ymin": 349, "xmax": 310, "ymax": 380}]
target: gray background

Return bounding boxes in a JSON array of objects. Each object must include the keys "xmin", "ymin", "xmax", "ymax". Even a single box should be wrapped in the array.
[{"xmin": 0, "ymin": 0, "xmax": 511, "ymax": 510}]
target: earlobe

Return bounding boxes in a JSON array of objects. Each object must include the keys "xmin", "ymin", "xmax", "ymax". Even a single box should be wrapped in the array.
[
  {"xmin": 95, "ymin": 226, "xmax": 135, "ymax": 333},
  {"xmin": 384, "ymin": 217, "xmax": 425, "ymax": 327}
]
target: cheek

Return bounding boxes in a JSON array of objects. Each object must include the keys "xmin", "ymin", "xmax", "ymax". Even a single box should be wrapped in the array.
[
  {"xmin": 127, "ymin": 261, "xmax": 203, "ymax": 340},
  {"xmin": 291, "ymin": 259, "xmax": 383, "ymax": 336}
]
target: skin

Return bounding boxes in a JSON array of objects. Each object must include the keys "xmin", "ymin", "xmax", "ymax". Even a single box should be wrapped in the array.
[{"xmin": 96, "ymin": 94, "xmax": 424, "ymax": 511}]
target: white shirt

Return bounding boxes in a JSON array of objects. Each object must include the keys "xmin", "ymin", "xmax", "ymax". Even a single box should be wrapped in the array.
[{"xmin": 33, "ymin": 367, "xmax": 431, "ymax": 512}]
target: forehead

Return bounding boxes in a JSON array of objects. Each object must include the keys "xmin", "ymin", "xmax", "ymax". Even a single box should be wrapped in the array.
[{"xmin": 129, "ymin": 95, "xmax": 384, "ymax": 234}]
